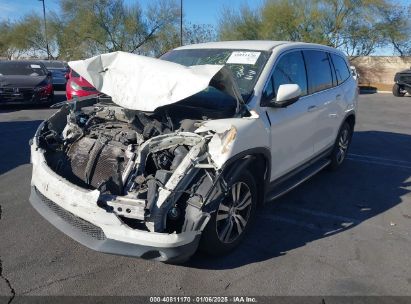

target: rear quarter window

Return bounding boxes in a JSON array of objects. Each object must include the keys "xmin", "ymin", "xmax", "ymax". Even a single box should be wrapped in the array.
[{"xmin": 331, "ymin": 53, "xmax": 351, "ymax": 84}]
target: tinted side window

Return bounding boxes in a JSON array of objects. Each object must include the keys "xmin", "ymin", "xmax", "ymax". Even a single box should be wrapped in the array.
[
  {"xmin": 262, "ymin": 77, "xmax": 275, "ymax": 101},
  {"xmin": 272, "ymin": 51, "xmax": 307, "ymax": 96},
  {"xmin": 303, "ymin": 50, "xmax": 333, "ymax": 93},
  {"xmin": 331, "ymin": 53, "xmax": 350, "ymax": 84}
]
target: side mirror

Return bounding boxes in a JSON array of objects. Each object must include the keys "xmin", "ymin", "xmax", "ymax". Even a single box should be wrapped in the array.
[
  {"xmin": 276, "ymin": 84, "xmax": 301, "ymax": 105},
  {"xmin": 65, "ymin": 73, "xmax": 70, "ymax": 80},
  {"xmin": 262, "ymin": 84, "xmax": 301, "ymax": 108},
  {"xmin": 47, "ymin": 71, "xmax": 52, "ymax": 77}
]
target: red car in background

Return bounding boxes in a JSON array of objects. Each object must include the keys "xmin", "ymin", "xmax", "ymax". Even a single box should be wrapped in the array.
[{"xmin": 65, "ymin": 69, "xmax": 99, "ymax": 100}]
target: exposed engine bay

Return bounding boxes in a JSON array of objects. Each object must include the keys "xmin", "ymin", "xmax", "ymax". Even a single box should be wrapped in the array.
[{"xmin": 36, "ymin": 94, "xmax": 239, "ymax": 234}]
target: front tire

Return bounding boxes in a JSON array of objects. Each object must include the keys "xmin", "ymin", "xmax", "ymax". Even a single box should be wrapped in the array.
[
  {"xmin": 199, "ymin": 170, "xmax": 257, "ymax": 256},
  {"xmin": 329, "ymin": 121, "xmax": 353, "ymax": 170},
  {"xmin": 393, "ymin": 84, "xmax": 405, "ymax": 97}
]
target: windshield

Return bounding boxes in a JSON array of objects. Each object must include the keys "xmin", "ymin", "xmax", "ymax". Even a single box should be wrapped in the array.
[
  {"xmin": 161, "ymin": 49, "xmax": 270, "ymax": 101},
  {"xmin": 0, "ymin": 62, "xmax": 47, "ymax": 76},
  {"xmin": 43, "ymin": 61, "xmax": 66, "ymax": 69}
]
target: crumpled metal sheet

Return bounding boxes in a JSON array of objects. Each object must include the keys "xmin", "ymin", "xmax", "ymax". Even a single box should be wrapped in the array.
[{"xmin": 68, "ymin": 51, "xmax": 229, "ymax": 112}]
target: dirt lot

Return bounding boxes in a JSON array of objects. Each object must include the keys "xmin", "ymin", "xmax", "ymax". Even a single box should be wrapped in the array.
[{"xmin": 0, "ymin": 93, "xmax": 410, "ymax": 300}]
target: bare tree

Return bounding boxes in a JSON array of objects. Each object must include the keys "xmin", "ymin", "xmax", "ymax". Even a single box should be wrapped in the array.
[{"xmin": 217, "ymin": 0, "xmax": 411, "ymax": 56}]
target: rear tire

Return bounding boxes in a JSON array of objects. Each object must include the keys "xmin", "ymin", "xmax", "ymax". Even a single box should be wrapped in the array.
[
  {"xmin": 329, "ymin": 121, "xmax": 353, "ymax": 171},
  {"xmin": 393, "ymin": 84, "xmax": 405, "ymax": 97},
  {"xmin": 199, "ymin": 170, "xmax": 257, "ymax": 256}
]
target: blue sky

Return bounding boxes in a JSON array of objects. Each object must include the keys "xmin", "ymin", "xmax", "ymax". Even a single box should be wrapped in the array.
[
  {"xmin": 0, "ymin": 0, "xmax": 409, "ymax": 55},
  {"xmin": 1, "ymin": 0, "xmax": 409, "ymax": 24},
  {"xmin": 0, "ymin": 0, "xmax": 262, "ymax": 25}
]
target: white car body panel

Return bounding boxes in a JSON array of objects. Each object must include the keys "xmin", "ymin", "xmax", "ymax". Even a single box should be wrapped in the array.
[
  {"xmin": 310, "ymin": 87, "xmax": 343, "ymax": 154},
  {"xmin": 243, "ymin": 42, "xmax": 356, "ymax": 180},
  {"xmin": 265, "ymin": 97, "xmax": 316, "ymax": 180},
  {"xmin": 314, "ymin": 77, "xmax": 358, "ymax": 154},
  {"xmin": 195, "ymin": 115, "xmax": 269, "ymax": 169}
]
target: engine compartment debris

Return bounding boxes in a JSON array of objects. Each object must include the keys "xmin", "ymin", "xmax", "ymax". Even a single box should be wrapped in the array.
[{"xmin": 36, "ymin": 93, "xmax": 240, "ymax": 234}]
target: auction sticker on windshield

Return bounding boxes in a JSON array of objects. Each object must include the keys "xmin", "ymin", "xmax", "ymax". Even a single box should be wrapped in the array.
[{"xmin": 226, "ymin": 51, "xmax": 261, "ymax": 65}]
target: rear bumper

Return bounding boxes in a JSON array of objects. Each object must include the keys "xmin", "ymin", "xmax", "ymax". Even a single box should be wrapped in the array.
[
  {"xmin": 52, "ymin": 83, "xmax": 66, "ymax": 90},
  {"xmin": 0, "ymin": 92, "xmax": 52, "ymax": 104},
  {"xmin": 52, "ymin": 79, "xmax": 66, "ymax": 85},
  {"xmin": 30, "ymin": 187, "xmax": 200, "ymax": 263},
  {"xmin": 397, "ymin": 82, "xmax": 411, "ymax": 89}
]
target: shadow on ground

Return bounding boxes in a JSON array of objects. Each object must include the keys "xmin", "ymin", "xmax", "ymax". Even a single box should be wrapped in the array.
[
  {"xmin": 359, "ymin": 86, "xmax": 378, "ymax": 94},
  {"xmin": 0, "ymin": 120, "xmax": 43, "ymax": 175},
  {"xmin": 186, "ymin": 130, "xmax": 411, "ymax": 269}
]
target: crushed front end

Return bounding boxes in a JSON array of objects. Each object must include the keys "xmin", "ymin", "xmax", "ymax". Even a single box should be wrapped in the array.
[{"xmin": 29, "ymin": 96, "xmax": 235, "ymax": 262}]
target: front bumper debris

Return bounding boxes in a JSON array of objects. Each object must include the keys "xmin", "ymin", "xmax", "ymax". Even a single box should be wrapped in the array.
[
  {"xmin": 30, "ymin": 187, "xmax": 200, "ymax": 262},
  {"xmin": 30, "ymin": 141, "xmax": 202, "ymax": 263}
]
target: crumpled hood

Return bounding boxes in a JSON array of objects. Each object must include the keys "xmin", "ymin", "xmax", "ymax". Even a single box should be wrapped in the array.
[{"xmin": 68, "ymin": 51, "xmax": 243, "ymax": 112}]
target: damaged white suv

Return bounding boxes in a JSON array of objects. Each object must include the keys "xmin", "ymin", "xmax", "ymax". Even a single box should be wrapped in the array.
[{"xmin": 30, "ymin": 41, "xmax": 357, "ymax": 262}]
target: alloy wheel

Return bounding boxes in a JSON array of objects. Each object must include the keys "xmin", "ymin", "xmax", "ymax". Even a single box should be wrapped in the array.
[
  {"xmin": 216, "ymin": 181, "xmax": 253, "ymax": 244},
  {"xmin": 336, "ymin": 128, "xmax": 350, "ymax": 164}
]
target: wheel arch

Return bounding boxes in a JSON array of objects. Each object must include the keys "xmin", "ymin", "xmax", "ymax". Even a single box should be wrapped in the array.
[
  {"xmin": 332, "ymin": 113, "xmax": 355, "ymax": 148},
  {"xmin": 344, "ymin": 113, "xmax": 356, "ymax": 131},
  {"xmin": 220, "ymin": 147, "xmax": 271, "ymax": 206}
]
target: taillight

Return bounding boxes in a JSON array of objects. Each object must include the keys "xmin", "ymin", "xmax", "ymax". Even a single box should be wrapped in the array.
[
  {"xmin": 45, "ymin": 83, "xmax": 53, "ymax": 94},
  {"xmin": 35, "ymin": 83, "xmax": 53, "ymax": 96}
]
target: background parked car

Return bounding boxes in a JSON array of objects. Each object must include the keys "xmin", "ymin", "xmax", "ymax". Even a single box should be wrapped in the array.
[
  {"xmin": 65, "ymin": 68, "xmax": 99, "ymax": 100},
  {"xmin": 41, "ymin": 60, "xmax": 68, "ymax": 90},
  {"xmin": 0, "ymin": 60, "xmax": 54, "ymax": 105},
  {"xmin": 393, "ymin": 67, "xmax": 411, "ymax": 97}
]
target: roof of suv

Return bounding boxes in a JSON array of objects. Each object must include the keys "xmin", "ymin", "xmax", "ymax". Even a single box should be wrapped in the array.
[{"xmin": 174, "ymin": 40, "xmax": 336, "ymax": 52}]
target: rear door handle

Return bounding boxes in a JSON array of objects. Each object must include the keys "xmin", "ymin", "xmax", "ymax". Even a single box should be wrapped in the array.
[
  {"xmin": 336, "ymin": 94, "xmax": 341, "ymax": 100},
  {"xmin": 307, "ymin": 105, "xmax": 317, "ymax": 112}
]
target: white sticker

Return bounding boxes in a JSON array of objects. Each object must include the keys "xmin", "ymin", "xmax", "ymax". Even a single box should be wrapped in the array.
[
  {"xmin": 226, "ymin": 51, "xmax": 261, "ymax": 65},
  {"xmin": 30, "ymin": 64, "xmax": 41, "ymax": 68}
]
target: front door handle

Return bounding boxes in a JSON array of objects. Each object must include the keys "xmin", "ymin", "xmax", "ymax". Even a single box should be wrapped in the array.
[{"xmin": 307, "ymin": 105, "xmax": 317, "ymax": 112}]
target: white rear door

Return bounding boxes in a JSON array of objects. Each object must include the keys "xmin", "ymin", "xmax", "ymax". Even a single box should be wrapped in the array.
[{"xmin": 302, "ymin": 50, "xmax": 343, "ymax": 154}]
